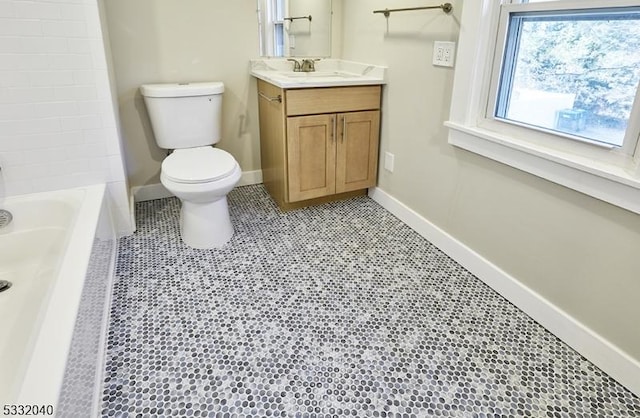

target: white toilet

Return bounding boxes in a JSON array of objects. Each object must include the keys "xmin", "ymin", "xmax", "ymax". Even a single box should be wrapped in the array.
[{"xmin": 140, "ymin": 82, "xmax": 241, "ymax": 249}]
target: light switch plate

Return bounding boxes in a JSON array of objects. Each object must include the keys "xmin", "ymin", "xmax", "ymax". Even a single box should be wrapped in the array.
[
  {"xmin": 433, "ymin": 41, "xmax": 455, "ymax": 67},
  {"xmin": 384, "ymin": 152, "xmax": 395, "ymax": 172}
]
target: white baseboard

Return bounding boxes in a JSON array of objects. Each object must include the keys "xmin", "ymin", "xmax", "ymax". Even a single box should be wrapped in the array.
[
  {"xmin": 132, "ymin": 170, "xmax": 263, "ymax": 202},
  {"xmin": 127, "ymin": 191, "xmax": 136, "ymax": 235},
  {"xmin": 237, "ymin": 169, "xmax": 263, "ymax": 187},
  {"xmin": 368, "ymin": 186, "xmax": 640, "ymax": 397},
  {"xmin": 131, "ymin": 183, "xmax": 173, "ymax": 202}
]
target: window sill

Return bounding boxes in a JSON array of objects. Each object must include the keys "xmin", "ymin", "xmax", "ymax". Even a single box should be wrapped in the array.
[{"xmin": 445, "ymin": 121, "xmax": 640, "ymax": 215}]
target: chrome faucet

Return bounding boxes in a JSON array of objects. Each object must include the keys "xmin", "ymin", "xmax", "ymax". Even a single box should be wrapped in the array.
[
  {"xmin": 287, "ymin": 58, "xmax": 302, "ymax": 72},
  {"xmin": 301, "ymin": 59, "xmax": 320, "ymax": 72},
  {"xmin": 287, "ymin": 58, "xmax": 320, "ymax": 72}
]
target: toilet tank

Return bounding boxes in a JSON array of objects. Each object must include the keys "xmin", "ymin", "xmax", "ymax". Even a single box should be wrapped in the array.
[{"xmin": 140, "ymin": 82, "xmax": 224, "ymax": 149}]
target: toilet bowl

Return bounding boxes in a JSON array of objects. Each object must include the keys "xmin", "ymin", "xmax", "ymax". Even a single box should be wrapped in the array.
[
  {"xmin": 160, "ymin": 146, "xmax": 241, "ymax": 249},
  {"xmin": 140, "ymin": 81, "xmax": 240, "ymax": 249}
]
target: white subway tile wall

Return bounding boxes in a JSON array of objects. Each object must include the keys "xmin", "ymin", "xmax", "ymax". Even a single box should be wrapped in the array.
[{"xmin": 0, "ymin": 0, "xmax": 132, "ymax": 234}]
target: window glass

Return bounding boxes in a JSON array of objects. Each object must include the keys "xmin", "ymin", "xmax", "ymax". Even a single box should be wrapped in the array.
[
  {"xmin": 274, "ymin": 23, "xmax": 284, "ymax": 57},
  {"xmin": 272, "ymin": 0, "xmax": 285, "ymax": 56},
  {"xmin": 495, "ymin": 7, "xmax": 640, "ymax": 147}
]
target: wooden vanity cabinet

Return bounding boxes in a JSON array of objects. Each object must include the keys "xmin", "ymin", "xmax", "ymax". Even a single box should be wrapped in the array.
[{"xmin": 257, "ymin": 79, "xmax": 382, "ymax": 210}]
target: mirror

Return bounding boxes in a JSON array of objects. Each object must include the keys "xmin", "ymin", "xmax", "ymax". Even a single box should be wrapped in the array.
[{"xmin": 257, "ymin": 0, "xmax": 332, "ymax": 57}]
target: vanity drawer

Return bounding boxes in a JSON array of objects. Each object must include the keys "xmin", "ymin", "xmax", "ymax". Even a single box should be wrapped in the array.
[{"xmin": 285, "ymin": 85, "xmax": 381, "ymax": 116}]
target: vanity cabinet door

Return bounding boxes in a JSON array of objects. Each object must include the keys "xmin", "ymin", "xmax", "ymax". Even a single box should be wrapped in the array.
[
  {"xmin": 336, "ymin": 110, "xmax": 380, "ymax": 194},
  {"xmin": 287, "ymin": 113, "xmax": 337, "ymax": 202}
]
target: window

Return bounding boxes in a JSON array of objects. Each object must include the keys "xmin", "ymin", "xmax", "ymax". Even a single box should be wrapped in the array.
[
  {"xmin": 272, "ymin": 0, "xmax": 285, "ymax": 56},
  {"xmin": 491, "ymin": 2, "xmax": 640, "ymax": 149},
  {"xmin": 445, "ymin": 0, "xmax": 640, "ymax": 214},
  {"xmin": 257, "ymin": 0, "xmax": 286, "ymax": 57}
]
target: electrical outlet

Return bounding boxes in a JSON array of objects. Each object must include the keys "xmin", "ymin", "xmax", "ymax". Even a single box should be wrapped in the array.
[
  {"xmin": 433, "ymin": 41, "xmax": 456, "ymax": 68},
  {"xmin": 384, "ymin": 152, "xmax": 395, "ymax": 172}
]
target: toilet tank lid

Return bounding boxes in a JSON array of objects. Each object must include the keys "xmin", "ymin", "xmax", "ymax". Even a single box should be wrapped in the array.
[{"xmin": 140, "ymin": 82, "xmax": 224, "ymax": 98}]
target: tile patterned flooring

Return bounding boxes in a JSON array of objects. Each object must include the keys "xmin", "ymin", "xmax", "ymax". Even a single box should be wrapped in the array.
[{"xmin": 101, "ymin": 185, "xmax": 640, "ymax": 417}]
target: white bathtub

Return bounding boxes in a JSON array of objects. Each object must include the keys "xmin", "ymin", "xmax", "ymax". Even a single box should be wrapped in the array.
[{"xmin": 0, "ymin": 184, "xmax": 116, "ymax": 416}]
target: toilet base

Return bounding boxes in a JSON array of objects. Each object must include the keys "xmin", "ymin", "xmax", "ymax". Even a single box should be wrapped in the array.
[{"xmin": 179, "ymin": 197, "xmax": 233, "ymax": 249}]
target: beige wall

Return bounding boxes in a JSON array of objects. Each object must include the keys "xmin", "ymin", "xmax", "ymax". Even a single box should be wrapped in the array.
[
  {"xmin": 102, "ymin": 1, "xmax": 261, "ymax": 188},
  {"xmin": 340, "ymin": 0, "xmax": 640, "ymax": 360}
]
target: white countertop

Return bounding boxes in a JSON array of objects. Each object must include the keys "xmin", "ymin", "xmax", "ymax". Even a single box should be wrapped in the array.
[{"xmin": 250, "ymin": 58, "xmax": 387, "ymax": 88}]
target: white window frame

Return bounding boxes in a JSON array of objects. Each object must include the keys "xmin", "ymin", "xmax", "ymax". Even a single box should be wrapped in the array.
[
  {"xmin": 445, "ymin": 0, "xmax": 640, "ymax": 214},
  {"xmin": 257, "ymin": 0, "xmax": 288, "ymax": 57}
]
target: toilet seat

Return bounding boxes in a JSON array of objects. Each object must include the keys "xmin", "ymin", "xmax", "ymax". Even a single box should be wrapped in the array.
[{"xmin": 162, "ymin": 147, "xmax": 238, "ymax": 184}]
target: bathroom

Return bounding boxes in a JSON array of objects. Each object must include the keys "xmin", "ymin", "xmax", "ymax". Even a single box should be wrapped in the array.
[{"xmin": 1, "ymin": 0, "xmax": 640, "ymax": 416}]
